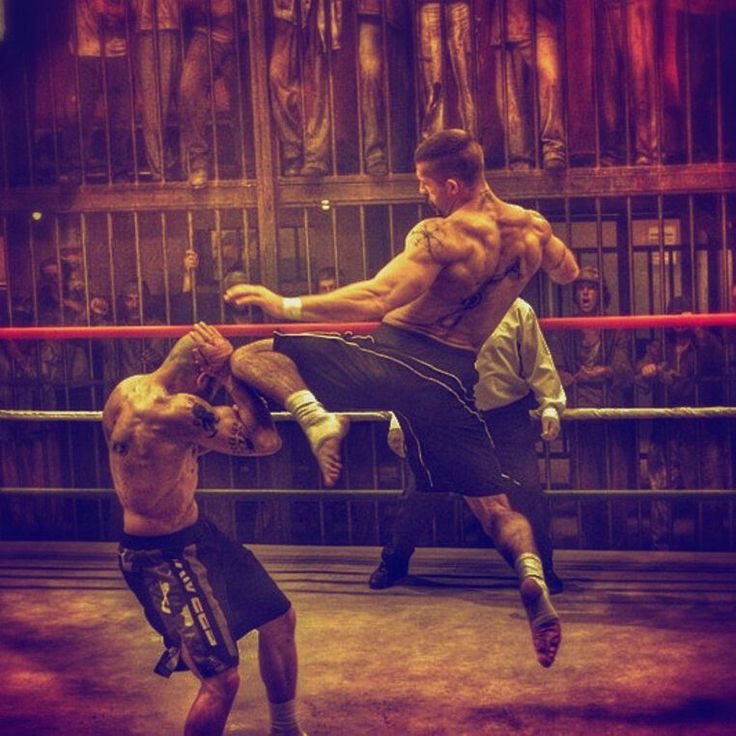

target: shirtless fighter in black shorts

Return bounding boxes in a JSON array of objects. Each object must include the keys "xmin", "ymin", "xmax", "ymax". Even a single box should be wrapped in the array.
[{"xmin": 104, "ymin": 323, "xmax": 307, "ymax": 736}]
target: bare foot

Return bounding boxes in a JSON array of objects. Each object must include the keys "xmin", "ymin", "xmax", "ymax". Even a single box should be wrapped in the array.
[
  {"xmin": 520, "ymin": 577, "xmax": 561, "ymax": 668},
  {"xmin": 313, "ymin": 415, "xmax": 350, "ymax": 488}
]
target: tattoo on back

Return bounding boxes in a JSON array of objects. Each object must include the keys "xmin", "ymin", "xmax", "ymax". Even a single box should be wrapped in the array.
[
  {"xmin": 433, "ymin": 256, "xmax": 523, "ymax": 330},
  {"xmin": 192, "ymin": 403, "xmax": 219, "ymax": 438}
]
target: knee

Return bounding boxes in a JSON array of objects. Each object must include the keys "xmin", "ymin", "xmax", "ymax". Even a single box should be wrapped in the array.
[
  {"xmin": 487, "ymin": 493, "xmax": 513, "ymax": 514},
  {"xmin": 230, "ymin": 339, "xmax": 273, "ymax": 373},
  {"xmin": 204, "ymin": 666, "xmax": 240, "ymax": 703},
  {"xmin": 260, "ymin": 605, "xmax": 297, "ymax": 643}
]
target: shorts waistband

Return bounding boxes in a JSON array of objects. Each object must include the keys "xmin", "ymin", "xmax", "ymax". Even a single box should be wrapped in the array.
[{"xmin": 120, "ymin": 516, "xmax": 207, "ymax": 550}]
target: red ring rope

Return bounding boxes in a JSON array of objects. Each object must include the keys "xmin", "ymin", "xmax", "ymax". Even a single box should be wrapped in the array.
[{"xmin": 1, "ymin": 314, "xmax": 735, "ymax": 340}]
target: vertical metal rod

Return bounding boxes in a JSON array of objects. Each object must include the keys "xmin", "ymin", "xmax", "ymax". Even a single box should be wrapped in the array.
[
  {"xmin": 325, "ymin": 0, "xmax": 338, "ymax": 175},
  {"xmin": 714, "ymin": 7, "xmax": 724, "ymax": 163},
  {"xmin": 303, "ymin": 208, "xmax": 313, "ymax": 292},
  {"xmin": 231, "ymin": 0, "xmax": 248, "ymax": 179},
  {"xmin": 683, "ymin": 2, "xmax": 693, "ymax": 163},
  {"xmin": 186, "ymin": 209, "xmax": 198, "ymax": 319},
  {"xmin": 529, "ymin": 0, "xmax": 540, "ymax": 167},
  {"xmin": 122, "ymin": 2, "xmax": 139, "ymax": 183},
  {"xmin": 246, "ymin": 0, "xmax": 279, "ymax": 286},
  {"xmin": 204, "ymin": 0, "xmax": 220, "ymax": 182},
  {"xmin": 160, "ymin": 211, "xmax": 172, "ymax": 324},
  {"xmin": 132, "ymin": 210, "xmax": 144, "ymax": 324},
  {"xmin": 98, "ymin": 24, "xmax": 113, "ymax": 183},
  {"xmin": 353, "ymin": 4, "xmax": 365, "ymax": 175},
  {"xmin": 359, "ymin": 204, "xmax": 368, "ymax": 279},
  {"xmin": 380, "ymin": 0, "xmax": 394, "ymax": 173},
  {"xmin": 42, "ymin": 11, "xmax": 61, "ymax": 184},
  {"xmin": 590, "ymin": 1, "xmax": 602, "ymax": 166},
  {"xmin": 499, "ymin": 0, "xmax": 511, "ymax": 167},
  {"xmin": 329, "ymin": 203, "xmax": 340, "ymax": 283},
  {"xmin": 620, "ymin": 2, "xmax": 631, "ymax": 165}
]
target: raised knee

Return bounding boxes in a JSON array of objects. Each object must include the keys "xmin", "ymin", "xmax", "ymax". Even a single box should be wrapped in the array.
[{"xmin": 230, "ymin": 340, "xmax": 272, "ymax": 374}]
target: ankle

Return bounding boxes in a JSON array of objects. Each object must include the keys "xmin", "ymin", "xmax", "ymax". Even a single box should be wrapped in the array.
[
  {"xmin": 269, "ymin": 698, "xmax": 304, "ymax": 735},
  {"xmin": 514, "ymin": 552, "xmax": 546, "ymax": 585}
]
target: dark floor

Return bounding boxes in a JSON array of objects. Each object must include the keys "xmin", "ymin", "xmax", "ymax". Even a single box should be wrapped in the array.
[{"xmin": 1, "ymin": 542, "xmax": 735, "ymax": 736}]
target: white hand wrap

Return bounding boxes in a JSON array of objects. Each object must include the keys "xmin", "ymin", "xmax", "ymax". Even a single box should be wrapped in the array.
[{"xmin": 282, "ymin": 297, "xmax": 303, "ymax": 321}]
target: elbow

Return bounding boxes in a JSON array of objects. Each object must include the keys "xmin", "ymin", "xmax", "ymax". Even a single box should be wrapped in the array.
[
  {"xmin": 551, "ymin": 260, "xmax": 580, "ymax": 286},
  {"xmin": 367, "ymin": 294, "xmax": 392, "ymax": 320},
  {"xmin": 253, "ymin": 428, "xmax": 282, "ymax": 456}
]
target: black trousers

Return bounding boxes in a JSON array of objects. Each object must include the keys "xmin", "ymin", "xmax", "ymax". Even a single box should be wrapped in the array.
[{"xmin": 383, "ymin": 393, "xmax": 554, "ymax": 570}]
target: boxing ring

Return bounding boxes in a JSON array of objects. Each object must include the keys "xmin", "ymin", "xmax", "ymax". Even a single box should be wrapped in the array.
[{"xmin": 1, "ymin": 315, "xmax": 736, "ymax": 735}]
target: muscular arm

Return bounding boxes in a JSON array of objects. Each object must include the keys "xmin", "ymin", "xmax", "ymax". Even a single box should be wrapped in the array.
[
  {"xmin": 170, "ymin": 393, "xmax": 280, "ymax": 457},
  {"xmin": 535, "ymin": 214, "xmax": 579, "ymax": 284},
  {"xmin": 224, "ymin": 219, "xmax": 452, "ymax": 321}
]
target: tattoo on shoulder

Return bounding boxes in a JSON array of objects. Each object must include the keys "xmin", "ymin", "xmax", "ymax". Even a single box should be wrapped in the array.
[
  {"xmin": 192, "ymin": 403, "xmax": 219, "ymax": 438},
  {"xmin": 112, "ymin": 442, "xmax": 128, "ymax": 455},
  {"xmin": 409, "ymin": 222, "xmax": 446, "ymax": 260},
  {"xmin": 228, "ymin": 422, "xmax": 255, "ymax": 454}
]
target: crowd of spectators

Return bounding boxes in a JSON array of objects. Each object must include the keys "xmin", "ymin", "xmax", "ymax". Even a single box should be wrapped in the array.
[{"xmin": 0, "ymin": 252, "xmax": 732, "ymax": 548}]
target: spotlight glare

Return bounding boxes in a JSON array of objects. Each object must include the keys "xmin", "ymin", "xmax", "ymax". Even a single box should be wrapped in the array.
[
  {"xmin": 32, "ymin": 211, "xmax": 43, "ymax": 221},
  {"xmin": 320, "ymin": 199, "xmax": 331, "ymax": 211}
]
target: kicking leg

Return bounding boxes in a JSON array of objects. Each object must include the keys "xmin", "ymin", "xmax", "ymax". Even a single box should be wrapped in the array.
[
  {"xmin": 258, "ymin": 607, "xmax": 307, "ymax": 736},
  {"xmin": 230, "ymin": 340, "xmax": 349, "ymax": 487},
  {"xmin": 465, "ymin": 494, "xmax": 561, "ymax": 668}
]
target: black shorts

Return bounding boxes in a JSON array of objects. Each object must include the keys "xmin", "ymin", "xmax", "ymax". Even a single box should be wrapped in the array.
[
  {"xmin": 274, "ymin": 324, "xmax": 511, "ymax": 496},
  {"xmin": 119, "ymin": 516, "xmax": 291, "ymax": 679}
]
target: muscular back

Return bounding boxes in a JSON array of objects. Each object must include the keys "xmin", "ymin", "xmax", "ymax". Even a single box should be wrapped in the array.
[{"xmin": 385, "ymin": 192, "xmax": 570, "ymax": 351}]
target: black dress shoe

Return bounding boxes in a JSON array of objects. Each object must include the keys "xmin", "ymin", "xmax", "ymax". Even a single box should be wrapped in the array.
[
  {"xmin": 368, "ymin": 559, "xmax": 409, "ymax": 590},
  {"xmin": 545, "ymin": 569, "xmax": 564, "ymax": 595}
]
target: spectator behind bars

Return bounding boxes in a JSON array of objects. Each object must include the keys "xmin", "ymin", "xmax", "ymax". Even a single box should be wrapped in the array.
[
  {"xmin": 105, "ymin": 279, "xmax": 167, "ymax": 388},
  {"xmin": 60, "ymin": 0, "xmax": 134, "ymax": 185},
  {"xmin": 269, "ymin": 0, "xmax": 342, "ymax": 177},
  {"xmin": 637, "ymin": 294, "xmax": 727, "ymax": 550},
  {"xmin": 490, "ymin": 0, "xmax": 566, "ymax": 171},
  {"xmin": 548, "ymin": 265, "xmax": 636, "ymax": 548},
  {"xmin": 179, "ymin": 0, "xmax": 245, "ymax": 188},
  {"xmin": 314, "ymin": 265, "xmax": 346, "ymax": 294},
  {"xmin": 172, "ymin": 231, "xmax": 247, "ymax": 324},
  {"xmin": 131, "ymin": 0, "xmax": 183, "ymax": 182}
]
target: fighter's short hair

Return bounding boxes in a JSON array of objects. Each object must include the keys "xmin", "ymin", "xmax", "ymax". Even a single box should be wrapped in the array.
[{"xmin": 413, "ymin": 129, "xmax": 484, "ymax": 186}]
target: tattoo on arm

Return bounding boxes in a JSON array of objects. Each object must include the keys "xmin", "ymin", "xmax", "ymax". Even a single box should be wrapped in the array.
[
  {"xmin": 192, "ymin": 403, "xmax": 219, "ymax": 438},
  {"xmin": 228, "ymin": 422, "xmax": 255, "ymax": 454},
  {"xmin": 410, "ymin": 223, "xmax": 446, "ymax": 260},
  {"xmin": 112, "ymin": 442, "xmax": 128, "ymax": 455}
]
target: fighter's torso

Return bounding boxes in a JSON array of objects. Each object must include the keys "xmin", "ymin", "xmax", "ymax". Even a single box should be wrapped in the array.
[
  {"xmin": 103, "ymin": 376, "xmax": 200, "ymax": 535},
  {"xmin": 384, "ymin": 197, "xmax": 544, "ymax": 352}
]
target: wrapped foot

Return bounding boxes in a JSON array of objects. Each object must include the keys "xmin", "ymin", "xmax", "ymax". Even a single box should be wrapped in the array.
[
  {"xmin": 520, "ymin": 576, "xmax": 561, "ymax": 668},
  {"xmin": 305, "ymin": 414, "xmax": 350, "ymax": 487},
  {"xmin": 515, "ymin": 552, "xmax": 561, "ymax": 668}
]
